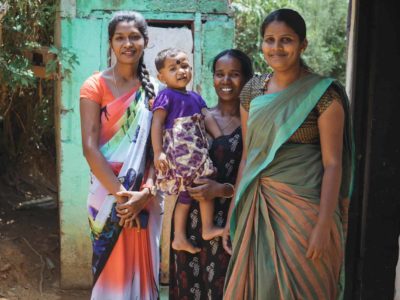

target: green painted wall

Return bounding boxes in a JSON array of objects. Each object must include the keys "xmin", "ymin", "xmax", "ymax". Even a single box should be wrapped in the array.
[
  {"xmin": 58, "ymin": 0, "xmax": 234, "ymax": 288},
  {"xmin": 59, "ymin": 17, "xmax": 105, "ymax": 288},
  {"xmin": 76, "ymin": 0, "xmax": 231, "ymax": 17}
]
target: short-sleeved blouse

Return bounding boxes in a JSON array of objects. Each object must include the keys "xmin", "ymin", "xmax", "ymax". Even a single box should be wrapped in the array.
[
  {"xmin": 240, "ymin": 74, "xmax": 342, "ymax": 144},
  {"xmin": 79, "ymin": 72, "xmax": 113, "ymax": 106},
  {"xmin": 79, "ymin": 72, "xmax": 144, "ymax": 107},
  {"xmin": 152, "ymin": 88, "xmax": 207, "ymax": 129}
]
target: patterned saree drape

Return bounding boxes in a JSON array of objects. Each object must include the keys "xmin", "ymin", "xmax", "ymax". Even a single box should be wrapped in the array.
[{"xmin": 87, "ymin": 87, "xmax": 162, "ymax": 300}]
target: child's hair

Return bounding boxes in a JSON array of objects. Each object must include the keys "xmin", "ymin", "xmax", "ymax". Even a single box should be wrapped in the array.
[
  {"xmin": 155, "ymin": 48, "xmax": 188, "ymax": 72},
  {"xmin": 108, "ymin": 11, "xmax": 155, "ymax": 100}
]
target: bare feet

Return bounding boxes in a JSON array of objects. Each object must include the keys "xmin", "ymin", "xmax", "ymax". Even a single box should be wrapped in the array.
[
  {"xmin": 172, "ymin": 236, "xmax": 201, "ymax": 254},
  {"xmin": 202, "ymin": 226, "xmax": 224, "ymax": 241}
]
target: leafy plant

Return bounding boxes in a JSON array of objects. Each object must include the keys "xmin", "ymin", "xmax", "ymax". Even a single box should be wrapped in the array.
[
  {"xmin": 0, "ymin": 0, "xmax": 77, "ymax": 186},
  {"xmin": 232, "ymin": 0, "xmax": 349, "ymax": 83},
  {"xmin": 231, "ymin": 0, "xmax": 292, "ymax": 74},
  {"xmin": 0, "ymin": 53, "xmax": 35, "ymax": 90},
  {"xmin": 47, "ymin": 46, "xmax": 80, "ymax": 79}
]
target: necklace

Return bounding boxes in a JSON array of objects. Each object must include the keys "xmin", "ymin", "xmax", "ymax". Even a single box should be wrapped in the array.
[
  {"xmin": 263, "ymin": 72, "xmax": 274, "ymax": 93},
  {"xmin": 217, "ymin": 111, "xmax": 239, "ymax": 133},
  {"xmin": 220, "ymin": 115, "xmax": 235, "ymax": 132},
  {"xmin": 113, "ymin": 67, "xmax": 141, "ymax": 98},
  {"xmin": 112, "ymin": 66, "xmax": 122, "ymax": 98}
]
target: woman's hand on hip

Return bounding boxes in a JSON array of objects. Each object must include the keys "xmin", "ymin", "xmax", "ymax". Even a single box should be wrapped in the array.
[
  {"xmin": 116, "ymin": 190, "xmax": 150, "ymax": 228},
  {"xmin": 306, "ymin": 221, "xmax": 332, "ymax": 260},
  {"xmin": 187, "ymin": 178, "xmax": 222, "ymax": 202}
]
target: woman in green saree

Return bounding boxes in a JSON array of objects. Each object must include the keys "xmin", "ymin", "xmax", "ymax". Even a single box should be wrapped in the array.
[{"xmin": 223, "ymin": 8, "xmax": 354, "ymax": 300}]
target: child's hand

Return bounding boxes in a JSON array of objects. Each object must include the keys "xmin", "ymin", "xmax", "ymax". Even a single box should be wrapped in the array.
[{"xmin": 154, "ymin": 152, "xmax": 169, "ymax": 173}]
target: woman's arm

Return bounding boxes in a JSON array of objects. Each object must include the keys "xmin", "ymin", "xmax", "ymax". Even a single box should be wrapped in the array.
[
  {"xmin": 116, "ymin": 163, "xmax": 156, "ymax": 228},
  {"xmin": 80, "ymin": 99, "xmax": 125, "ymax": 198},
  {"xmin": 222, "ymin": 105, "xmax": 249, "ymax": 254},
  {"xmin": 306, "ymin": 99, "xmax": 344, "ymax": 260},
  {"xmin": 187, "ymin": 178, "xmax": 234, "ymax": 202}
]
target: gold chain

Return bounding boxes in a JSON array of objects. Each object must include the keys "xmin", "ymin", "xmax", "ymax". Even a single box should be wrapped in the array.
[
  {"xmin": 219, "ymin": 115, "xmax": 235, "ymax": 132},
  {"xmin": 112, "ymin": 66, "xmax": 122, "ymax": 98}
]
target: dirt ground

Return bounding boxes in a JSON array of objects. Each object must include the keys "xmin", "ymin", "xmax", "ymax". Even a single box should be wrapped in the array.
[{"xmin": 0, "ymin": 178, "xmax": 91, "ymax": 300}]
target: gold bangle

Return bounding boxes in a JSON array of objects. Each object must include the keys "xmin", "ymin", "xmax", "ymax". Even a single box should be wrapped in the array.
[{"xmin": 224, "ymin": 183, "xmax": 235, "ymax": 198}]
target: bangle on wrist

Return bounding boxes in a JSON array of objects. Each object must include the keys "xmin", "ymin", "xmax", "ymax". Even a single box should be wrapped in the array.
[
  {"xmin": 142, "ymin": 183, "xmax": 157, "ymax": 197},
  {"xmin": 224, "ymin": 183, "xmax": 235, "ymax": 198}
]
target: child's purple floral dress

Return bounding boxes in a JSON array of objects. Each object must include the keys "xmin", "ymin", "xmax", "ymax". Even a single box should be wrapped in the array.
[{"xmin": 152, "ymin": 88, "xmax": 215, "ymax": 202}]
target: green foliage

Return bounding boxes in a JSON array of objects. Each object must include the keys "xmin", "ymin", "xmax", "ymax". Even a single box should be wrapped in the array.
[
  {"xmin": 231, "ymin": 0, "xmax": 291, "ymax": 73},
  {"xmin": 296, "ymin": 0, "xmax": 349, "ymax": 83},
  {"xmin": 3, "ymin": 0, "xmax": 55, "ymax": 42},
  {"xmin": 0, "ymin": 1, "xmax": 79, "ymax": 89},
  {"xmin": 0, "ymin": 0, "xmax": 56, "ymax": 91},
  {"xmin": 47, "ymin": 46, "xmax": 80, "ymax": 79},
  {"xmin": 0, "ymin": 53, "xmax": 35, "ymax": 90},
  {"xmin": 0, "ymin": 1, "xmax": 54, "ymax": 167},
  {"xmin": 232, "ymin": 0, "xmax": 349, "ymax": 83},
  {"xmin": 0, "ymin": 0, "xmax": 76, "ymax": 180}
]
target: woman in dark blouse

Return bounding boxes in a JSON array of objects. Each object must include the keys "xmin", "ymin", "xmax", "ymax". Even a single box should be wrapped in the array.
[{"xmin": 168, "ymin": 49, "xmax": 253, "ymax": 300}]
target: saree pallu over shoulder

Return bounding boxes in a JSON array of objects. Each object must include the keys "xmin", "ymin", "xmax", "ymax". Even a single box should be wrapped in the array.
[
  {"xmin": 224, "ymin": 74, "xmax": 354, "ymax": 300},
  {"xmin": 87, "ymin": 86, "xmax": 162, "ymax": 300}
]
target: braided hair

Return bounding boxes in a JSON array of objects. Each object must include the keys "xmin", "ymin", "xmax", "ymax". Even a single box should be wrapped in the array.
[
  {"xmin": 108, "ymin": 11, "xmax": 156, "ymax": 101},
  {"xmin": 137, "ymin": 55, "xmax": 156, "ymax": 100}
]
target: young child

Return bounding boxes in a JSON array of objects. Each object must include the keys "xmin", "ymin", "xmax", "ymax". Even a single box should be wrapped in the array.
[{"xmin": 151, "ymin": 48, "xmax": 223, "ymax": 254}]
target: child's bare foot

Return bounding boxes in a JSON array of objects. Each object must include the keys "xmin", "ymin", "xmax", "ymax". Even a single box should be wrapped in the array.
[
  {"xmin": 172, "ymin": 236, "xmax": 201, "ymax": 254},
  {"xmin": 202, "ymin": 226, "xmax": 224, "ymax": 241}
]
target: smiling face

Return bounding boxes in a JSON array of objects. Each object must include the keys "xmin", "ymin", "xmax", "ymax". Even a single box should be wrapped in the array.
[
  {"xmin": 110, "ymin": 20, "xmax": 146, "ymax": 65},
  {"xmin": 262, "ymin": 21, "xmax": 307, "ymax": 72},
  {"xmin": 213, "ymin": 55, "xmax": 246, "ymax": 103},
  {"xmin": 157, "ymin": 52, "xmax": 192, "ymax": 90}
]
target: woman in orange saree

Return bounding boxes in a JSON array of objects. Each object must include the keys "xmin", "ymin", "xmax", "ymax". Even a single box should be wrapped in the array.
[{"xmin": 80, "ymin": 11, "xmax": 161, "ymax": 300}]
